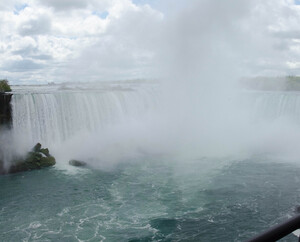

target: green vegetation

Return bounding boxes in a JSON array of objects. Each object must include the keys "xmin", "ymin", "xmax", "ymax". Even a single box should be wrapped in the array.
[
  {"xmin": 287, "ymin": 75, "xmax": 300, "ymax": 81},
  {"xmin": 241, "ymin": 75, "xmax": 300, "ymax": 91},
  {"xmin": 0, "ymin": 79, "xmax": 11, "ymax": 92},
  {"xmin": 7, "ymin": 143, "xmax": 56, "ymax": 174},
  {"xmin": 285, "ymin": 75, "xmax": 300, "ymax": 90}
]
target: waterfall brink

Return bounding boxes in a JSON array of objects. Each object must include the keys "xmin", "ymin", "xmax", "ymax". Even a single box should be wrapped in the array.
[
  {"xmin": 11, "ymin": 83, "xmax": 158, "ymax": 150},
  {"xmin": 10, "ymin": 84, "xmax": 300, "ymax": 166}
]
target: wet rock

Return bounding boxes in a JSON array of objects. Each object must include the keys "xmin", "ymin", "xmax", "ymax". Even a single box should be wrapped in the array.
[
  {"xmin": 0, "ymin": 93, "xmax": 12, "ymax": 128},
  {"xmin": 69, "ymin": 159, "xmax": 86, "ymax": 167},
  {"xmin": 33, "ymin": 143, "xmax": 42, "ymax": 152},
  {"xmin": 0, "ymin": 160, "xmax": 4, "ymax": 175},
  {"xmin": 40, "ymin": 148, "xmax": 50, "ymax": 157},
  {"xmin": 7, "ymin": 143, "xmax": 56, "ymax": 174}
]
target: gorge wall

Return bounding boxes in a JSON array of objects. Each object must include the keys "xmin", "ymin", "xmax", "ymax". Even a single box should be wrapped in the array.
[
  {"xmin": 0, "ymin": 93, "xmax": 12, "ymax": 128},
  {"xmin": 0, "ymin": 92, "xmax": 12, "ymax": 174}
]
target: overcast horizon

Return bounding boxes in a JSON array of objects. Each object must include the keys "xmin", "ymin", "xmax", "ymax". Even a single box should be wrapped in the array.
[{"xmin": 1, "ymin": 0, "xmax": 300, "ymax": 85}]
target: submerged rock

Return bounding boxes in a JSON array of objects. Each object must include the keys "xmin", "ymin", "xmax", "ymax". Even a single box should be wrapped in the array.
[
  {"xmin": 69, "ymin": 159, "xmax": 86, "ymax": 167},
  {"xmin": 8, "ymin": 143, "xmax": 56, "ymax": 174}
]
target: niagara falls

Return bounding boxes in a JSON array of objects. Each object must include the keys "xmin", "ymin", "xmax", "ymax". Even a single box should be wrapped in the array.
[{"xmin": 2, "ymin": 0, "xmax": 300, "ymax": 241}]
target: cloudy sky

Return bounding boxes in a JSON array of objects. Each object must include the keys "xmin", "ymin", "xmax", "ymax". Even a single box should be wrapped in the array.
[{"xmin": 1, "ymin": 0, "xmax": 300, "ymax": 84}]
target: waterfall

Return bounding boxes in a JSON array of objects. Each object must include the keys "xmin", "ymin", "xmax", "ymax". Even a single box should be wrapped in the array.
[
  {"xmin": 243, "ymin": 91, "xmax": 300, "ymax": 123},
  {"xmin": 10, "ymin": 84, "xmax": 300, "ymax": 164},
  {"xmin": 11, "ymin": 83, "xmax": 158, "ymax": 149}
]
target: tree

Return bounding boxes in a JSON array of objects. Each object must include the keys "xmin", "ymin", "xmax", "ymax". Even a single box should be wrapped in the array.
[{"xmin": 0, "ymin": 79, "xmax": 11, "ymax": 92}]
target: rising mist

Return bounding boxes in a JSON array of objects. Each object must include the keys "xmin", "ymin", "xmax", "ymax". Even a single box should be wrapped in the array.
[{"xmin": 2, "ymin": 0, "xmax": 300, "ymax": 170}]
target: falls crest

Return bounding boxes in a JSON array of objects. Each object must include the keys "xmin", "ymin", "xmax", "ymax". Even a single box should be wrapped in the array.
[{"xmin": 10, "ymin": 86, "xmax": 300, "ymax": 164}]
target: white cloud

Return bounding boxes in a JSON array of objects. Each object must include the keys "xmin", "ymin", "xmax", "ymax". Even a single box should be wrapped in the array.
[
  {"xmin": 0, "ymin": 0, "xmax": 164, "ymax": 83},
  {"xmin": 41, "ymin": 0, "xmax": 89, "ymax": 11},
  {"xmin": 241, "ymin": 0, "xmax": 300, "ymax": 75},
  {"xmin": 1, "ymin": 0, "xmax": 300, "ymax": 84},
  {"xmin": 18, "ymin": 15, "xmax": 52, "ymax": 36}
]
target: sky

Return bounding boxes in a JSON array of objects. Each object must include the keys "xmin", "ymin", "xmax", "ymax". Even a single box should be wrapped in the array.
[{"xmin": 1, "ymin": 0, "xmax": 300, "ymax": 84}]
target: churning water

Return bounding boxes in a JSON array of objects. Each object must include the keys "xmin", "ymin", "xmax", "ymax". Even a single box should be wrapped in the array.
[{"xmin": 2, "ymin": 81, "xmax": 300, "ymax": 241}]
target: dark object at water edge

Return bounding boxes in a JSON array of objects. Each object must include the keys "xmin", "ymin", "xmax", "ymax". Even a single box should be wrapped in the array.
[
  {"xmin": 0, "ymin": 92, "xmax": 12, "ymax": 128},
  {"xmin": 247, "ymin": 214, "xmax": 300, "ymax": 242},
  {"xmin": 69, "ymin": 159, "xmax": 86, "ymax": 167}
]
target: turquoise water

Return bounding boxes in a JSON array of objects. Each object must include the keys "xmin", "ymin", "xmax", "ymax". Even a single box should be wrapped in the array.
[
  {"xmin": 5, "ymin": 85, "xmax": 300, "ymax": 241},
  {"xmin": 1, "ymin": 157, "xmax": 300, "ymax": 241}
]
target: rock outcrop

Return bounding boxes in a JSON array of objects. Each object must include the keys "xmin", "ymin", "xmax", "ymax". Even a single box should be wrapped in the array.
[
  {"xmin": 0, "ymin": 143, "xmax": 56, "ymax": 175},
  {"xmin": 0, "ymin": 92, "xmax": 12, "ymax": 128}
]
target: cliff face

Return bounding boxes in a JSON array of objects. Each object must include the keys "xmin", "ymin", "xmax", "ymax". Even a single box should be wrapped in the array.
[
  {"xmin": 0, "ymin": 93, "xmax": 12, "ymax": 128},
  {"xmin": 0, "ymin": 93, "xmax": 12, "ymax": 174}
]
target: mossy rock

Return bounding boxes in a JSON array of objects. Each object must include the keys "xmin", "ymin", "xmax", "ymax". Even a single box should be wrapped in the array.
[
  {"xmin": 40, "ymin": 156, "xmax": 55, "ymax": 167},
  {"xmin": 33, "ymin": 143, "xmax": 42, "ymax": 152},
  {"xmin": 7, "ymin": 143, "xmax": 56, "ymax": 174},
  {"xmin": 40, "ymin": 148, "xmax": 50, "ymax": 157}
]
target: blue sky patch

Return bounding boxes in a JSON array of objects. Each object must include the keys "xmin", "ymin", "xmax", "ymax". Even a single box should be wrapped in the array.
[
  {"xmin": 14, "ymin": 3, "xmax": 28, "ymax": 14},
  {"xmin": 93, "ymin": 11, "xmax": 109, "ymax": 19}
]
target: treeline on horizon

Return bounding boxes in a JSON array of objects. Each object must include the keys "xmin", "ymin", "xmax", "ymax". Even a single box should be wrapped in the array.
[
  {"xmin": 240, "ymin": 75, "xmax": 300, "ymax": 91},
  {"xmin": 2, "ymin": 76, "xmax": 300, "ymax": 92},
  {"xmin": 0, "ymin": 79, "xmax": 11, "ymax": 92}
]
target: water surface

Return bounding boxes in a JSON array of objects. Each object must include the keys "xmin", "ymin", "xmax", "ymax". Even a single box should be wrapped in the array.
[{"xmin": 1, "ymin": 158, "xmax": 300, "ymax": 241}]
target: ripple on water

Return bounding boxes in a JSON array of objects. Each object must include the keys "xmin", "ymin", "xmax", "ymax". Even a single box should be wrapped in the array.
[{"xmin": 2, "ymin": 159, "xmax": 300, "ymax": 241}]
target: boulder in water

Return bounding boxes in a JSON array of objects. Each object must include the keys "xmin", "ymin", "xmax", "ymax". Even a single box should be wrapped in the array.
[
  {"xmin": 8, "ymin": 143, "xmax": 56, "ymax": 174},
  {"xmin": 69, "ymin": 159, "xmax": 86, "ymax": 167}
]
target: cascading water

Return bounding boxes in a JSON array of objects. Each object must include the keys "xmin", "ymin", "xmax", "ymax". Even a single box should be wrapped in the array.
[
  {"xmin": 10, "ymin": 84, "xmax": 300, "ymax": 163},
  {"xmin": 11, "ymin": 82, "xmax": 159, "ymax": 151},
  {"xmin": 242, "ymin": 90, "xmax": 300, "ymax": 123}
]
